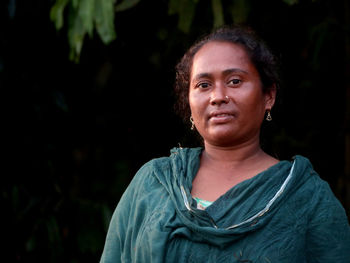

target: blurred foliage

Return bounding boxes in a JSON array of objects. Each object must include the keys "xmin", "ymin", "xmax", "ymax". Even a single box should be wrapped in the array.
[
  {"xmin": 2, "ymin": 0, "xmax": 349, "ymax": 262},
  {"xmin": 50, "ymin": 0, "xmax": 318, "ymax": 62},
  {"xmin": 50, "ymin": 0, "xmax": 142, "ymax": 62}
]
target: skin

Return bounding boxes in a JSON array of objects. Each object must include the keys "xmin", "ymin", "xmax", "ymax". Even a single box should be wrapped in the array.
[{"xmin": 189, "ymin": 41, "xmax": 278, "ymax": 202}]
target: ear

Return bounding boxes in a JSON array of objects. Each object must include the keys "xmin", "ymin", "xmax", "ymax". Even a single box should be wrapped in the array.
[{"xmin": 264, "ymin": 84, "xmax": 277, "ymax": 110}]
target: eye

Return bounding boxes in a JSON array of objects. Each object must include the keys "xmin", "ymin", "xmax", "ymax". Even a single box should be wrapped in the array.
[
  {"xmin": 196, "ymin": 82, "xmax": 211, "ymax": 89},
  {"xmin": 228, "ymin": 78, "xmax": 242, "ymax": 85}
]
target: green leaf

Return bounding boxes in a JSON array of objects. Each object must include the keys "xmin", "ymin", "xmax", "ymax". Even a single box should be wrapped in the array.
[
  {"xmin": 115, "ymin": 0, "xmax": 141, "ymax": 12},
  {"xmin": 231, "ymin": 0, "xmax": 250, "ymax": 24},
  {"xmin": 283, "ymin": 0, "xmax": 299, "ymax": 5},
  {"xmin": 72, "ymin": 0, "xmax": 80, "ymax": 8},
  {"xmin": 168, "ymin": 0, "xmax": 179, "ymax": 15},
  {"xmin": 50, "ymin": 0, "xmax": 70, "ymax": 30},
  {"xmin": 211, "ymin": 0, "xmax": 224, "ymax": 28},
  {"xmin": 68, "ymin": 7, "xmax": 87, "ymax": 62},
  {"xmin": 46, "ymin": 217, "xmax": 61, "ymax": 244},
  {"xmin": 79, "ymin": 0, "xmax": 95, "ymax": 37},
  {"xmin": 168, "ymin": 0, "xmax": 197, "ymax": 33},
  {"xmin": 178, "ymin": 0, "xmax": 196, "ymax": 33},
  {"xmin": 94, "ymin": 0, "xmax": 117, "ymax": 44}
]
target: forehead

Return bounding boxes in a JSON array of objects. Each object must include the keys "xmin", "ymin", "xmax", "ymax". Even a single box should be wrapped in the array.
[{"xmin": 191, "ymin": 41, "xmax": 254, "ymax": 77}]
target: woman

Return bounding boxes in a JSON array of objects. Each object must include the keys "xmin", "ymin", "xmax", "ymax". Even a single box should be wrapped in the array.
[{"xmin": 100, "ymin": 25, "xmax": 350, "ymax": 262}]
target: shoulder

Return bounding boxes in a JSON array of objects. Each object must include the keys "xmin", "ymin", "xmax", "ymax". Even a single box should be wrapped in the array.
[
  {"xmin": 292, "ymin": 155, "xmax": 347, "ymax": 222},
  {"xmin": 112, "ymin": 147, "xmax": 201, "ymax": 213},
  {"xmin": 293, "ymin": 155, "xmax": 336, "ymax": 198},
  {"xmin": 111, "ymin": 156, "xmax": 174, "ymax": 217},
  {"xmin": 128, "ymin": 156, "xmax": 173, "ymax": 191},
  {"xmin": 291, "ymin": 156, "xmax": 350, "ymax": 260},
  {"xmin": 132, "ymin": 146, "xmax": 202, "ymax": 183},
  {"xmin": 135, "ymin": 157, "xmax": 170, "ymax": 176}
]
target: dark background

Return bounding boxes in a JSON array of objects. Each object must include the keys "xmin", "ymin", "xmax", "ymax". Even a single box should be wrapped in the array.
[{"xmin": 2, "ymin": 0, "xmax": 349, "ymax": 262}]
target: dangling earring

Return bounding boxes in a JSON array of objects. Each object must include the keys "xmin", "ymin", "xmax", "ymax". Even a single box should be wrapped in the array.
[
  {"xmin": 266, "ymin": 110, "xmax": 272, "ymax": 121},
  {"xmin": 190, "ymin": 116, "xmax": 195, "ymax": 130}
]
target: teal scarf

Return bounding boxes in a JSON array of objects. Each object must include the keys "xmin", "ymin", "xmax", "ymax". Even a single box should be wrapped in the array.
[{"xmin": 100, "ymin": 147, "xmax": 350, "ymax": 262}]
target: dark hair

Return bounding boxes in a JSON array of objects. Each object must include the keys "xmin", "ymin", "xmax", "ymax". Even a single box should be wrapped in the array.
[{"xmin": 174, "ymin": 25, "xmax": 280, "ymax": 122}]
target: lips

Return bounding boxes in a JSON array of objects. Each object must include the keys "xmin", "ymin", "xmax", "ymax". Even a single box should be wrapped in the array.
[
  {"xmin": 209, "ymin": 111, "xmax": 235, "ymax": 118},
  {"xmin": 213, "ymin": 113, "xmax": 232, "ymax": 117},
  {"xmin": 208, "ymin": 111, "xmax": 235, "ymax": 123}
]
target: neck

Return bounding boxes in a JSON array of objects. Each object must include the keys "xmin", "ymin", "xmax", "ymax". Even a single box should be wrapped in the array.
[
  {"xmin": 192, "ymin": 136, "xmax": 279, "ymax": 201},
  {"xmin": 203, "ymin": 137, "xmax": 268, "ymax": 169}
]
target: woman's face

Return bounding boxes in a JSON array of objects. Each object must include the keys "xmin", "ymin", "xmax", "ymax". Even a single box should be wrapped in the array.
[{"xmin": 189, "ymin": 41, "xmax": 275, "ymax": 147}]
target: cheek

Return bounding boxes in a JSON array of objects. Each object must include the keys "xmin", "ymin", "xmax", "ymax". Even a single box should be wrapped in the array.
[
  {"xmin": 234, "ymin": 97, "xmax": 266, "ymax": 123},
  {"xmin": 241, "ymin": 89, "xmax": 267, "ymax": 111},
  {"xmin": 188, "ymin": 93, "xmax": 195, "ymax": 114},
  {"xmin": 189, "ymin": 94, "xmax": 208, "ymax": 129},
  {"xmin": 188, "ymin": 92, "xmax": 202, "ymax": 115}
]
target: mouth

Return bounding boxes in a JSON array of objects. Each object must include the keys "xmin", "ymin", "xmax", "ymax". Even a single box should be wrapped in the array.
[
  {"xmin": 212, "ymin": 113, "xmax": 232, "ymax": 117},
  {"xmin": 209, "ymin": 111, "xmax": 235, "ymax": 122}
]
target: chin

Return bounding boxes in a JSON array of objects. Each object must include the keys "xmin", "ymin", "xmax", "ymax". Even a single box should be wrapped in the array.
[{"xmin": 205, "ymin": 130, "xmax": 239, "ymax": 146}]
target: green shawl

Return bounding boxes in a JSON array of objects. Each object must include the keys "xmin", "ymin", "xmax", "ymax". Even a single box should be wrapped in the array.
[{"xmin": 100, "ymin": 147, "xmax": 350, "ymax": 262}]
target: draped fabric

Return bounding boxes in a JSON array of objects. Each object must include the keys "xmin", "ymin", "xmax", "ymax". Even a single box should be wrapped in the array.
[{"xmin": 100, "ymin": 147, "xmax": 350, "ymax": 263}]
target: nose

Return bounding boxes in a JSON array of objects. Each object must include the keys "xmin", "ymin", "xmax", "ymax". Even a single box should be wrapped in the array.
[{"xmin": 209, "ymin": 86, "xmax": 229, "ymax": 105}]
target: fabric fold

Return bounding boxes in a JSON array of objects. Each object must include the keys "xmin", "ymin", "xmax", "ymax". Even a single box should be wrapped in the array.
[{"xmin": 100, "ymin": 147, "xmax": 350, "ymax": 263}]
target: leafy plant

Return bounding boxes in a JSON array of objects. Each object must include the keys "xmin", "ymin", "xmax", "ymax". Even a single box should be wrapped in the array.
[
  {"xmin": 50, "ymin": 0, "xmax": 319, "ymax": 62},
  {"xmin": 50, "ymin": 0, "xmax": 141, "ymax": 62}
]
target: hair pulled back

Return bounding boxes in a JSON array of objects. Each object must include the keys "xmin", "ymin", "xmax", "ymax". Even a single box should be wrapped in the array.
[{"xmin": 174, "ymin": 25, "xmax": 280, "ymax": 122}]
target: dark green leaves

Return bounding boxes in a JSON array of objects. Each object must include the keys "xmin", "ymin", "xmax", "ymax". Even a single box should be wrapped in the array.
[
  {"xmin": 94, "ymin": 0, "xmax": 117, "ymax": 44},
  {"xmin": 115, "ymin": 0, "xmax": 141, "ymax": 12},
  {"xmin": 168, "ymin": 0, "xmax": 197, "ymax": 33},
  {"xmin": 50, "ymin": 0, "xmax": 321, "ymax": 62},
  {"xmin": 168, "ymin": 0, "xmax": 226, "ymax": 33},
  {"xmin": 51, "ymin": 0, "xmax": 139, "ymax": 62},
  {"xmin": 212, "ymin": 0, "xmax": 224, "ymax": 28},
  {"xmin": 283, "ymin": 0, "xmax": 298, "ymax": 5},
  {"xmin": 50, "ymin": 0, "xmax": 70, "ymax": 30}
]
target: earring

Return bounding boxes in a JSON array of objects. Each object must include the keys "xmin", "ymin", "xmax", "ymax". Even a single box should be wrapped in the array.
[
  {"xmin": 266, "ymin": 110, "xmax": 272, "ymax": 121},
  {"xmin": 190, "ymin": 116, "xmax": 195, "ymax": 130}
]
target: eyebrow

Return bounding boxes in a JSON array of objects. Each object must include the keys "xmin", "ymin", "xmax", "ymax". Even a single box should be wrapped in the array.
[
  {"xmin": 223, "ymin": 68, "xmax": 248, "ymax": 75},
  {"xmin": 192, "ymin": 68, "xmax": 248, "ymax": 82}
]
